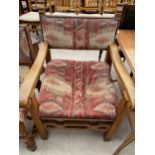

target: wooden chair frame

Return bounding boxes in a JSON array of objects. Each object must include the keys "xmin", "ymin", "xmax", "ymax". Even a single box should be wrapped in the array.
[
  {"xmin": 19, "ymin": 25, "xmax": 42, "ymax": 151},
  {"xmin": 19, "ymin": 42, "xmax": 134, "ymax": 143}
]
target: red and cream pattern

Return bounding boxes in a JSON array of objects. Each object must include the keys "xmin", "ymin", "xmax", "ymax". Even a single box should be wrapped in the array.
[
  {"xmin": 40, "ymin": 16, "xmax": 117, "ymax": 50},
  {"xmin": 19, "ymin": 26, "xmax": 32, "ymax": 64},
  {"xmin": 38, "ymin": 60, "xmax": 118, "ymax": 120}
]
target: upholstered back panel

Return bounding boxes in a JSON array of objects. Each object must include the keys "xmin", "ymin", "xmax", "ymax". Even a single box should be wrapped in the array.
[
  {"xmin": 40, "ymin": 15, "xmax": 118, "ymax": 50},
  {"xmin": 19, "ymin": 26, "xmax": 32, "ymax": 65}
]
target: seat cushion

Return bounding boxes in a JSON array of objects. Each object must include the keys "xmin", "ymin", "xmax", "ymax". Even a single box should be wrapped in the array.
[
  {"xmin": 19, "ymin": 12, "xmax": 40, "ymax": 22},
  {"xmin": 38, "ymin": 60, "xmax": 118, "ymax": 120}
]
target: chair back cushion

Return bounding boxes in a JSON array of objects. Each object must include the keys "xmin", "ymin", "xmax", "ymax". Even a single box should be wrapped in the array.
[
  {"xmin": 40, "ymin": 15, "xmax": 118, "ymax": 50},
  {"xmin": 19, "ymin": 25, "xmax": 32, "ymax": 65}
]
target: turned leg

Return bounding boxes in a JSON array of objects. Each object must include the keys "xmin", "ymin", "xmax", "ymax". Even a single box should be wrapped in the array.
[
  {"xmin": 104, "ymin": 98, "xmax": 127, "ymax": 141},
  {"xmin": 19, "ymin": 121, "xmax": 37, "ymax": 151},
  {"xmin": 28, "ymin": 92, "xmax": 48, "ymax": 140},
  {"xmin": 113, "ymin": 132, "xmax": 135, "ymax": 155}
]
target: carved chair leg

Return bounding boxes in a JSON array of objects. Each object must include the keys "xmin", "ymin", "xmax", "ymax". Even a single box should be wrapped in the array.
[
  {"xmin": 28, "ymin": 92, "xmax": 48, "ymax": 140},
  {"xmin": 104, "ymin": 98, "xmax": 127, "ymax": 141},
  {"xmin": 19, "ymin": 121, "xmax": 37, "ymax": 151},
  {"xmin": 113, "ymin": 132, "xmax": 135, "ymax": 155}
]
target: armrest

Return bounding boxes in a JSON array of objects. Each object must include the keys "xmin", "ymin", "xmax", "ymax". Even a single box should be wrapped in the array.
[
  {"xmin": 108, "ymin": 44, "xmax": 135, "ymax": 110},
  {"xmin": 19, "ymin": 42, "xmax": 48, "ymax": 108}
]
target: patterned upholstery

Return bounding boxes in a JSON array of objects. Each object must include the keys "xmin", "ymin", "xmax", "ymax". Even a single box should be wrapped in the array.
[
  {"xmin": 40, "ymin": 16, "xmax": 118, "ymax": 50},
  {"xmin": 38, "ymin": 60, "xmax": 118, "ymax": 120},
  {"xmin": 19, "ymin": 26, "xmax": 32, "ymax": 64}
]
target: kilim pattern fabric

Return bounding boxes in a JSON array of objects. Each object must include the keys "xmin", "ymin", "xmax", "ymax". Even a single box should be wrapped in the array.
[
  {"xmin": 40, "ymin": 16, "xmax": 118, "ymax": 50},
  {"xmin": 38, "ymin": 60, "xmax": 118, "ymax": 120},
  {"xmin": 19, "ymin": 26, "xmax": 32, "ymax": 64}
]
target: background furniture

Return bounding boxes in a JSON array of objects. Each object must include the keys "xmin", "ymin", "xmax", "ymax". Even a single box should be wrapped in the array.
[
  {"xmin": 19, "ymin": 0, "xmax": 54, "ymax": 34},
  {"xmin": 19, "ymin": 25, "xmax": 37, "ymax": 151},
  {"xmin": 119, "ymin": 4, "xmax": 135, "ymax": 29},
  {"xmin": 20, "ymin": 0, "xmax": 30, "ymax": 14},
  {"xmin": 54, "ymin": 0, "xmax": 81, "ymax": 14},
  {"xmin": 116, "ymin": 30, "xmax": 135, "ymax": 75},
  {"xmin": 28, "ymin": 0, "xmax": 53, "ymax": 12},
  {"xmin": 115, "ymin": 3, "xmax": 135, "ymax": 25},
  {"xmin": 54, "ymin": 0, "xmax": 135, "ymax": 14}
]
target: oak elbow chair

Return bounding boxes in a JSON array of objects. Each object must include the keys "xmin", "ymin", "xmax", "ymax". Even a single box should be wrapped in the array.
[
  {"xmin": 19, "ymin": 24, "xmax": 42, "ymax": 151},
  {"xmin": 19, "ymin": 15, "xmax": 134, "ymax": 151}
]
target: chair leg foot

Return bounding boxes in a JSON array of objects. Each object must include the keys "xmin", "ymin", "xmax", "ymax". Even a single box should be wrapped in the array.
[
  {"xmin": 103, "ymin": 132, "xmax": 111, "ymax": 141},
  {"xmin": 26, "ymin": 136, "xmax": 37, "ymax": 151},
  {"xmin": 41, "ymin": 128, "xmax": 48, "ymax": 140},
  {"xmin": 20, "ymin": 121, "xmax": 37, "ymax": 151}
]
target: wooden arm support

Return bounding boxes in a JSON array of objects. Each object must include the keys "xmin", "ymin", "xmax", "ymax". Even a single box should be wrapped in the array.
[
  {"xmin": 19, "ymin": 42, "xmax": 48, "ymax": 108},
  {"xmin": 108, "ymin": 44, "xmax": 135, "ymax": 110}
]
